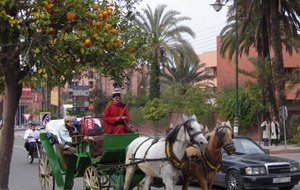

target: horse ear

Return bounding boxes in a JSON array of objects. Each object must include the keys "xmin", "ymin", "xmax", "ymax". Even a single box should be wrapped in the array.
[
  {"xmin": 182, "ymin": 114, "xmax": 188, "ymax": 121},
  {"xmin": 191, "ymin": 114, "xmax": 197, "ymax": 120},
  {"xmin": 226, "ymin": 121, "xmax": 231, "ymax": 127},
  {"xmin": 205, "ymin": 132, "xmax": 211, "ymax": 141},
  {"xmin": 216, "ymin": 120, "xmax": 222, "ymax": 126}
]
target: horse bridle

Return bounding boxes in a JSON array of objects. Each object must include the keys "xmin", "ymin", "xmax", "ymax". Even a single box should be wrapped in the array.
[
  {"xmin": 165, "ymin": 118, "xmax": 204, "ymax": 169},
  {"xmin": 215, "ymin": 125, "xmax": 234, "ymax": 150},
  {"xmin": 183, "ymin": 118, "xmax": 204, "ymax": 145}
]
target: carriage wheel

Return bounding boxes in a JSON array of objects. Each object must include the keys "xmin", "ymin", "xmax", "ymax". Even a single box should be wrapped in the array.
[
  {"xmin": 39, "ymin": 152, "xmax": 55, "ymax": 190},
  {"xmin": 83, "ymin": 166, "xmax": 101, "ymax": 190},
  {"xmin": 98, "ymin": 171, "xmax": 110, "ymax": 189}
]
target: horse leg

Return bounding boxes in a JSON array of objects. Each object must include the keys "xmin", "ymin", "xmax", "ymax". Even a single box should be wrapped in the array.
[
  {"xmin": 181, "ymin": 172, "xmax": 190, "ymax": 190},
  {"xmin": 141, "ymin": 175, "xmax": 153, "ymax": 190},
  {"xmin": 123, "ymin": 164, "xmax": 137, "ymax": 190},
  {"xmin": 198, "ymin": 176, "xmax": 208, "ymax": 190},
  {"xmin": 162, "ymin": 177, "xmax": 175, "ymax": 190},
  {"xmin": 207, "ymin": 179, "xmax": 214, "ymax": 190}
]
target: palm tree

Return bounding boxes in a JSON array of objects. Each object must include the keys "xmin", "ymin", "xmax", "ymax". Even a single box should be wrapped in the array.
[
  {"xmin": 219, "ymin": 0, "xmax": 300, "ymax": 117},
  {"xmin": 161, "ymin": 53, "xmax": 215, "ymax": 91},
  {"xmin": 239, "ymin": 57, "xmax": 277, "ymax": 115},
  {"xmin": 135, "ymin": 5, "xmax": 196, "ymax": 99}
]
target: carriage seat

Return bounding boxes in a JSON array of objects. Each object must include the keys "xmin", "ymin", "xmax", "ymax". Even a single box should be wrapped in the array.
[{"xmin": 87, "ymin": 135, "xmax": 103, "ymax": 157}]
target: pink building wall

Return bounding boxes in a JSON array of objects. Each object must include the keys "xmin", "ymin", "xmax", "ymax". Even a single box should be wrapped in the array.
[
  {"xmin": 198, "ymin": 50, "xmax": 217, "ymax": 87},
  {"xmin": 198, "ymin": 36, "xmax": 300, "ymax": 101}
]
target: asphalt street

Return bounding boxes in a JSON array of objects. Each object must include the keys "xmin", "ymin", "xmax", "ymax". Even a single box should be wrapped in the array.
[{"xmin": 8, "ymin": 130, "xmax": 300, "ymax": 190}]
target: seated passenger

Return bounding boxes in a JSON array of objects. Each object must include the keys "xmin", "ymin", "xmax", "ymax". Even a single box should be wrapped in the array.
[
  {"xmin": 103, "ymin": 88, "xmax": 131, "ymax": 134},
  {"xmin": 46, "ymin": 116, "xmax": 76, "ymax": 155}
]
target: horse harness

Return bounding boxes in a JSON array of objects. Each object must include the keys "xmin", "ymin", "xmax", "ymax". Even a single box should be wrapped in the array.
[
  {"xmin": 189, "ymin": 125, "xmax": 234, "ymax": 177},
  {"xmin": 129, "ymin": 118, "xmax": 204, "ymax": 170}
]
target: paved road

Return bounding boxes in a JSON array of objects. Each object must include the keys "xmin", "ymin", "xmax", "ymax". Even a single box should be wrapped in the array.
[{"xmin": 9, "ymin": 131, "xmax": 300, "ymax": 190}]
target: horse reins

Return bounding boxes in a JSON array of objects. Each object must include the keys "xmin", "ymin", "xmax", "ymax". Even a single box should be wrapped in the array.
[{"xmin": 190, "ymin": 125, "xmax": 234, "ymax": 176}]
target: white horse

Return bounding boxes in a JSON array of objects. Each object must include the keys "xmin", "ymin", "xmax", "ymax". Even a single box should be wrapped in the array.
[{"xmin": 123, "ymin": 115, "xmax": 208, "ymax": 190}]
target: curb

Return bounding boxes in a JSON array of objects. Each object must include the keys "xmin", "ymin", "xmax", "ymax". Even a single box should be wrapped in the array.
[
  {"xmin": 269, "ymin": 148, "xmax": 300, "ymax": 154},
  {"xmin": 14, "ymin": 128, "xmax": 26, "ymax": 132}
]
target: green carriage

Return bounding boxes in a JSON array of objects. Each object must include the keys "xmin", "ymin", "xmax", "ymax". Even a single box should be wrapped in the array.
[{"xmin": 39, "ymin": 131, "xmax": 144, "ymax": 190}]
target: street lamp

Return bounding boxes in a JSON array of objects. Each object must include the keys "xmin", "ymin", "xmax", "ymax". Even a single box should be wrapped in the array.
[
  {"xmin": 211, "ymin": 0, "xmax": 239, "ymax": 135},
  {"xmin": 210, "ymin": 0, "xmax": 224, "ymax": 12}
]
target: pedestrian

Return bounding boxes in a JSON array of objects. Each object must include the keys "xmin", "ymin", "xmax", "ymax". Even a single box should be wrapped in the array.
[
  {"xmin": 270, "ymin": 116, "xmax": 280, "ymax": 146},
  {"xmin": 103, "ymin": 88, "xmax": 131, "ymax": 134},
  {"xmin": 260, "ymin": 117, "xmax": 271, "ymax": 146},
  {"xmin": 23, "ymin": 122, "xmax": 40, "ymax": 159}
]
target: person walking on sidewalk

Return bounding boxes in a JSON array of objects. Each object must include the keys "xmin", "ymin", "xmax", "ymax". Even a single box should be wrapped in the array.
[
  {"xmin": 270, "ymin": 116, "xmax": 280, "ymax": 146},
  {"xmin": 260, "ymin": 117, "xmax": 271, "ymax": 146}
]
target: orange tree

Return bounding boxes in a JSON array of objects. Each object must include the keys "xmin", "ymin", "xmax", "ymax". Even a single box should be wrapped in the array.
[{"xmin": 0, "ymin": 0, "xmax": 145, "ymax": 188}]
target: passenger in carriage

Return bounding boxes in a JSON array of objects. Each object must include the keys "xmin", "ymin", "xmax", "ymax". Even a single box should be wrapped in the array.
[
  {"xmin": 103, "ymin": 88, "xmax": 131, "ymax": 134},
  {"xmin": 57, "ymin": 116, "xmax": 76, "ymax": 155}
]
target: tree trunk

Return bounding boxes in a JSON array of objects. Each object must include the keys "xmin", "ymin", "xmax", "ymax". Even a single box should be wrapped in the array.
[
  {"xmin": 269, "ymin": 0, "xmax": 285, "ymax": 116},
  {"xmin": 0, "ymin": 73, "xmax": 22, "ymax": 190},
  {"xmin": 0, "ymin": 3, "xmax": 23, "ymax": 188},
  {"xmin": 149, "ymin": 49, "xmax": 160, "ymax": 99}
]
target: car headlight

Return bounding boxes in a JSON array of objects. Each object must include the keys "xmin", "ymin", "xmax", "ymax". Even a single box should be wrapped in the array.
[
  {"xmin": 290, "ymin": 163, "xmax": 299, "ymax": 172},
  {"xmin": 245, "ymin": 167, "xmax": 267, "ymax": 175}
]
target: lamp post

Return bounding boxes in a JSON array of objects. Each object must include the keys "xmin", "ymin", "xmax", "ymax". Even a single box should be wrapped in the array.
[{"xmin": 211, "ymin": 0, "xmax": 239, "ymax": 135}]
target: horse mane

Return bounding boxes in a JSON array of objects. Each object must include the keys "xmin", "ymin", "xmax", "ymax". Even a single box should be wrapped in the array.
[
  {"xmin": 166, "ymin": 114, "xmax": 198, "ymax": 142},
  {"xmin": 166, "ymin": 124, "xmax": 181, "ymax": 142}
]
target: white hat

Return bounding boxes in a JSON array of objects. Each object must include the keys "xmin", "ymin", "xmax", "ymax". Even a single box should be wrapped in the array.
[{"xmin": 112, "ymin": 88, "xmax": 121, "ymax": 98}]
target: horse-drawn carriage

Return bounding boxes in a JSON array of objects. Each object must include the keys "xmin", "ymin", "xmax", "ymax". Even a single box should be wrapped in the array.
[
  {"xmin": 38, "ymin": 115, "xmax": 232, "ymax": 190},
  {"xmin": 39, "ymin": 116, "xmax": 144, "ymax": 190}
]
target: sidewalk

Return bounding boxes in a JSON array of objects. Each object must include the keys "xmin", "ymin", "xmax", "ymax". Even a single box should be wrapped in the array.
[{"xmin": 260, "ymin": 142, "xmax": 300, "ymax": 154}]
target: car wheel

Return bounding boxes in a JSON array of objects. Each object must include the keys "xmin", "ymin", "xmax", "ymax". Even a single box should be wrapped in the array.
[
  {"xmin": 225, "ymin": 170, "xmax": 244, "ymax": 190},
  {"xmin": 279, "ymin": 186, "xmax": 294, "ymax": 190}
]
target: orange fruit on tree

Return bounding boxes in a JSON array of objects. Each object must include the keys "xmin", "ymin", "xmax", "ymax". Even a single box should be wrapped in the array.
[
  {"xmin": 85, "ymin": 38, "xmax": 91, "ymax": 45},
  {"xmin": 104, "ymin": 23, "xmax": 112, "ymax": 31},
  {"xmin": 98, "ymin": 13, "xmax": 103, "ymax": 19},
  {"xmin": 128, "ymin": 47, "xmax": 135, "ymax": 53},
  {"xmin": 111, "ymin": 28, "xmax": 118, "ymax": 35},
  {"xmin": 93, "ymin": 34, "xmax": 98, "ymax": 39},
  {"xmin": 95, "ymin": 21, "xmax": 101, "ymax": 27},
  {"xmin": 67, "ymin": 12, "xmax": 76, "ymax": 21},
  {"xmin": 113, "ymin": 38, "xmax": 123, "ymax": 45},
  {"xmin": 107, "ymin": 8, "xmax": 113, "ymax": 15},
  {"xmin": 82, "ymin": 42, "xmax": 87, "ymax": 48},
  {"xmin": 102, "ymin": 11, "xmax": 108, "ymax": 18},
  {"xmin": 104, "ymin": 42, "xmax": 110, "ymax": 49},
  {"xmin": 47, "ymin": 3, "xmax": 54, "ymax": 10}
]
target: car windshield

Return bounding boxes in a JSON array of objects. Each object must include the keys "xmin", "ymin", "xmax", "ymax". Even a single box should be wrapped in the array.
[{"xmin": 232, "ymin": 138, "xmax": 266, "ymax": 155}]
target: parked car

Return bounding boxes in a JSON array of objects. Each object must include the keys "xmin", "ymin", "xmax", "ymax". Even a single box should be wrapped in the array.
[
  {"xmin": 177, "ymin": 136, "xmax": 300, "ymax": 190},
  {"xmin": 212, "ymin": 136, "xmax": 300, "ymax": 190}
]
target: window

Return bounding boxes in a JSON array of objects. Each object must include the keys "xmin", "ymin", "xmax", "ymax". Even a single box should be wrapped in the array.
[{"xmin": 204, "ymin": 67, "xmax": 216, "ymax": 77}]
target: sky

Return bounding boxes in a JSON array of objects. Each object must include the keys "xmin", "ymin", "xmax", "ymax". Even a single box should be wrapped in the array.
[{"xmin": 136, "ymin": 0, "xmax": 229, "ymax": 54}]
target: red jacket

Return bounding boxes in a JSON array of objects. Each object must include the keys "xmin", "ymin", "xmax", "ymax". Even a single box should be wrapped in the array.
[{"xmin": 103, "ymin": 102, "xmax": 130, "ymax": 134}]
